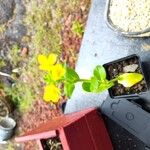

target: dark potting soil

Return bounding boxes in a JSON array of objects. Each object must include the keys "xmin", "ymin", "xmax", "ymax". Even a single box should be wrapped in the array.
[
  {"xmin": 41, "ymin": 137, "xmax": 63, "ymax": 150},
  {"xmin": 106, "ymin": 57, "xmax": 147, "ymax": 96}
]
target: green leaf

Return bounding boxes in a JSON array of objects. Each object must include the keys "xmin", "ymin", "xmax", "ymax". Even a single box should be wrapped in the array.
[
  {"xmin": 93, "ymin": 65, "xmax": 106, "ymax": 81},
  {"xmin": 82, "ymin": 79, "xmax": 114, "ymax": 93},
  {"xmin": 97, "ymin": 81, "xmax": 114, "ymax": 92},
  {"xmin": 82, "ymin": 82, "xmax": 91, "ymax": 92},
  {"xmin": 118, "ymin": 73, "xmax": 143, "ymax": 87},
  {"xmin": 64, "ymin": 83, "xmax": 75, "ymax": 98},
  {"xmin": 44, "ymin": 74, "xmax": 52, "ymax": 84},
  {"xmin": 65, "ymin": 67, "xmax": 79, "ymax": 83},
  {"xmin": 90, "ymin": 77, "xmax": 99, "ymax": 92}
]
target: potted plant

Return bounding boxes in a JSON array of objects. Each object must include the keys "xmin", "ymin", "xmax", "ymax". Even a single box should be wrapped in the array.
[
  {"xmin": 103, "ymin": 54, "xmax": 148, "ymax": 98},
  {"xmin": 41, "ymin": 137, "xmax": 63, "ymax": 150},
  {"xmin": 37, "ymin": 53, "xmax": 146, "ymax": 103}
]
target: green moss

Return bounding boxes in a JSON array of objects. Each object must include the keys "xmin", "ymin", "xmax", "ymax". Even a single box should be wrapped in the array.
[
  {"xmin": 25, "ymin": 0, "xmax": 62, "ymax": 54},
  {"xmin": 67, "ymin": 0, "xmax": 80, "ymax": 9},
  {"xmin": 4, "ymin": 51, "xmax": 45, "ymax": 112},
  {"xmin": 4, "ymin": 81, "xmax": 35, "ymax": 112},
  {"xmin": 10, "ymin": 44, "xmax": 21, "ymax": 67},
  {"xmin": 6, "ymin": 142, "xmax": 15, "ymax": 150},
  {"xmin": 0, "ymin": 59, "xmax": 6, "ymax": 68}
]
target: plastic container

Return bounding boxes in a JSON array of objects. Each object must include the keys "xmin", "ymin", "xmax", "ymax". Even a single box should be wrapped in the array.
[
  {"xmin": 105, "ymin": 0, "xmax": 150, "ymax": 37},
  {"xmin": 0, "ymin": 117, "xmax": 16, "ymax": 141},
  {"xmin": 101, "ymin": 97, "xmax": 150, "ymax": 148},
  {"xmin": 103, "ymin": 54, "xmax": 148, "ymax": 99}
]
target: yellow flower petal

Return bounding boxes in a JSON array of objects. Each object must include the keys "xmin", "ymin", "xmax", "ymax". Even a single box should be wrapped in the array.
[
  {"xmin": 38, "ymin": 55, "xmax": 48, "ymax": 65},
  {"xmin": 39, "ymin": 65, "xmax": 52, "ymax": 71},
  {"xmin": 38, "ymin": 54, "xmax": 57, "ymax": 71},
  {"xmin": 43, "ymin": 84, "xmax": 61, "ymax": 103},
  {"xmin": 48, "ymin": 53, "xmax": 57, "ymax": 65},
  {"xmin": 51, "ymin": 64, "xmax": 65, "ymax": 81}
]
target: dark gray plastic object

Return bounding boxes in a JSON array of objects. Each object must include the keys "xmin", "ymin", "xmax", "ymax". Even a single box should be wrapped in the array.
[{"xmin": 101, "ymin": 98, "xmax": 150, "ymax": 148}]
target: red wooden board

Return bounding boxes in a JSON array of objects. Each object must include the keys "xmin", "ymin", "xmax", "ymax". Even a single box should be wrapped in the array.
[
  {"xmin": 15, "ymin": 108, "xmax": 113, "ymax": 150},
  {"xmin": 15, "ymin": 108, "xmax": 95, "ymax": 142},
  {"xmin": 59, "ymin": 109, "xmax": 113, "ymax": 150}
]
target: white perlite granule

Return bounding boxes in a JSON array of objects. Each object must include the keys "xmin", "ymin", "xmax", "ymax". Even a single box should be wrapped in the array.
[
  {"xmin": 109, "ymin": 0, "xmax": 150, "ymax": 32},
  {"xmin": 123, "ymin": 64, "xmax": 138, "ymax": 72}
]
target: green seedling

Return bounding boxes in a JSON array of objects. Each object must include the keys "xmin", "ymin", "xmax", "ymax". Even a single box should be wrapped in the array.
[
  {"xmin": 64, "ymin": 65, "xmax": 143, "ymax": 97},
  {"xmin": 71, "ymin": 21, "xmax": 84, "ymax": 37},
  {"xmin": 39, "ymin": 53, "xmax": 143, "ymax": 103},
  {"xmin": 82, "ymin": 65, "xmax": 143, "ymax": 93}
]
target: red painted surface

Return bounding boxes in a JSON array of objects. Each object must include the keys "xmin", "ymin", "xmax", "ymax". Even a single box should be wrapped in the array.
[
  {"xmin": 62, "ymin": 116, "xmax": 97, "ymax": 150},
  {"xmin": 37, "ymin": 139, "xmax": 44, "ymax": 150},
  {"xmin": 15, "ymin": 108, "xmax": 113, "ymax": 150},
  {"xmin": 85, "ymin": 110, "xmax": 113, "ymax": 150}
]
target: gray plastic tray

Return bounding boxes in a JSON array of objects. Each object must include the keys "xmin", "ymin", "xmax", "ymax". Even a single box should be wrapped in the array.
[{"xmin": 101, "ymin": 98, "xmax": 150, "ymax": 148}]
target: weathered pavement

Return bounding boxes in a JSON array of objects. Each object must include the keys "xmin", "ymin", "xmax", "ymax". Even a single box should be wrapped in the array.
[{"xmin": 0, "ymin": 0, "xmax": 26, "ymax": 60}]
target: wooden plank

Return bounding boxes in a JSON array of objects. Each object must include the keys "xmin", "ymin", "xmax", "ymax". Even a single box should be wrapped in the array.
[
  {"xmin": 62, "ymin": 117, "xmax": 95, "ymax": 150},
  {"xmin": 15, "ymin": 130, "xmax": 56, "ymax": 142},
  {"xmin": 15, "ymin": 108, "xmax": 95, "ymax": 141},
  {"xmin": 85, "ymin": 109, "xmax": 113, "ymax": 150}
]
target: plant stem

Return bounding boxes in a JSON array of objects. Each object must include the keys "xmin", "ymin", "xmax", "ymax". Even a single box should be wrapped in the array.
[
  {"xmin": 77, "ymin": 77, "xmax": 118, "ymax": 83},
  {"xmin": 77, "ymin": 79, "xmax": 90, "ymax": 82},
  {"xmin": 0, "ymin": 71, "xmax": 12, "ymax": 78},
  {"xmin": 110, "ymin": 77, "xmax": 118, "ymax": 83}
]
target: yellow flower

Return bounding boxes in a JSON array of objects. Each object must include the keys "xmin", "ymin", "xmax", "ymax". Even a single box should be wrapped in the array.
[
  {"xmin": 43, "ymin": 84, "xmax": 61, "ymax": 103},
  {"xmin": 38, "ymin": 53, "xmax": 57, "ymax": 71},
  {"xmin": 51, "ymin": 64, "xmax": 65, "ymax": 81}
]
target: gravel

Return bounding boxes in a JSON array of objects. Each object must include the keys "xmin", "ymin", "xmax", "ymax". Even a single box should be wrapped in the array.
[
  {"xmin": 123, "ymin": 64, "xmax": 138, "ymax": 72},
  {"xmin": 109, "ymin": 0, "xmax": 150, "ymax": 32},
  {"xmin": 0, "ymin": 0, "xmax": 15, "ymax": 24}
]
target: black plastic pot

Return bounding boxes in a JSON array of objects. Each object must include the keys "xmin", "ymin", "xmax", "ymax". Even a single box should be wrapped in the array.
[{"xmin": 103, "ymin": 54, "xmax": 148, "ymax": 99}]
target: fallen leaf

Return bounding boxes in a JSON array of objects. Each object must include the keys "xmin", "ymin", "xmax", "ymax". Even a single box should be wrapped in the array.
[{"xmin": 20, "ymin": 47, "xmax": 28, "ymax": 57}]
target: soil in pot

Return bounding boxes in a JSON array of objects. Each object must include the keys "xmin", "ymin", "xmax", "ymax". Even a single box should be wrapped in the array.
[
  {"xmin": 41, "ymin": 137, "xmax": 63, "ymax": 150},
  {"xmin": 105, "ymin": 56, "xmax": 147, "ymax": 97}
]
